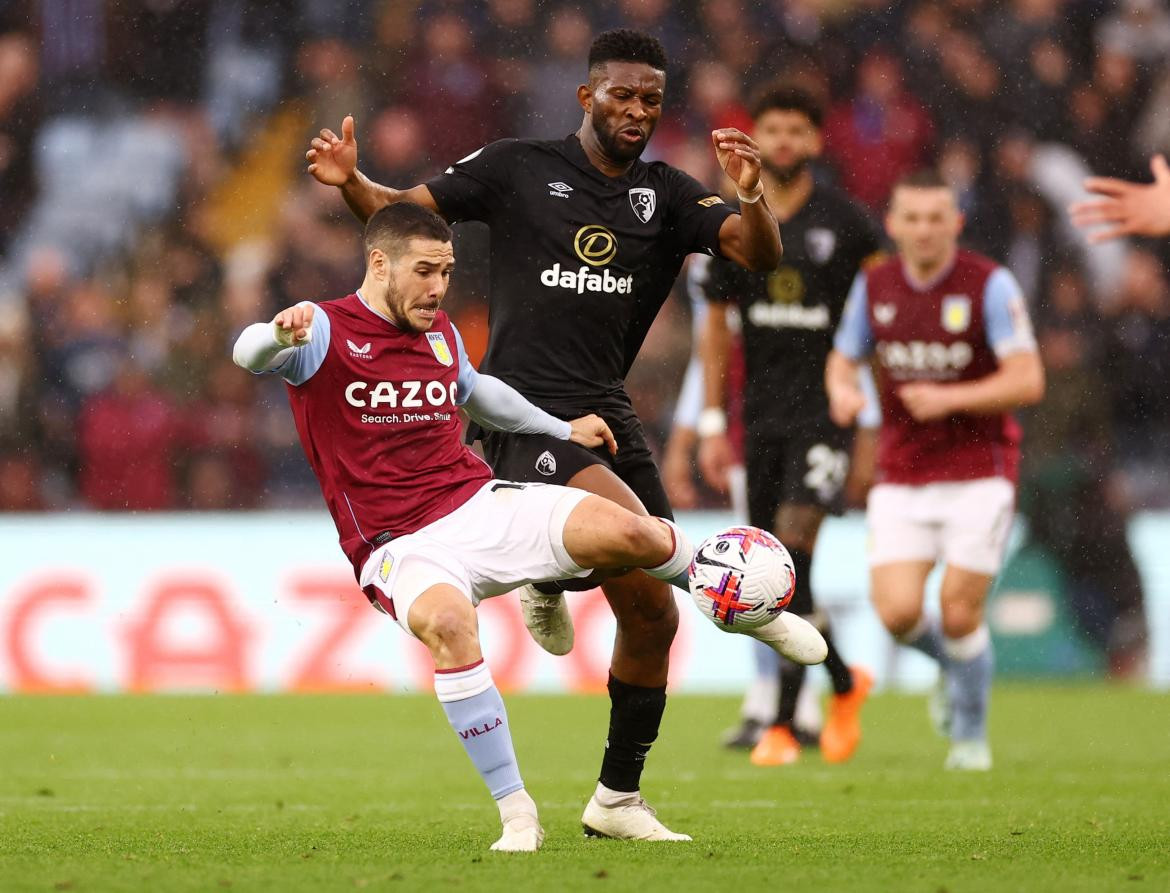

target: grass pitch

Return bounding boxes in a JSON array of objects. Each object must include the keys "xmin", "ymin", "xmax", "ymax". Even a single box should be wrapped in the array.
[{"xmin": 1, "ymin": 686, "xmax": 1167, "ymax": 892}]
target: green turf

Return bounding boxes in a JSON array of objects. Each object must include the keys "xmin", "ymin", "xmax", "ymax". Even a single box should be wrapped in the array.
[{"xmin": 1, "ymin": 686, "xmax": 1167, "ymax": 892}]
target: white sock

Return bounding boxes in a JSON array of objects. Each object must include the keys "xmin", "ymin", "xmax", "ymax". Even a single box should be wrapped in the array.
[
  {"xmin": 594, "ymin": 781, "xmax": 639, "ymax": 808},
  {"xmin": 643, "ymin": 518, "xmax": 692, "ymax": 583}
]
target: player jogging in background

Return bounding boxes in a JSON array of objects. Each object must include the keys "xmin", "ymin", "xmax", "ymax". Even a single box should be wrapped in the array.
[
  {"xmin": 697, "ymin": 85, "xmax": 884, "ymax": 767},
  {"xmin": 826, "ymin": 170, "xmax": 1045, "ymax": 771},
  {"xmin": 304, "ymin": 29, "xmax": 781, "ymax": 839},
  {"xmin": 231, "ymin": 203, "xmax": 698, "ymax": 851}
]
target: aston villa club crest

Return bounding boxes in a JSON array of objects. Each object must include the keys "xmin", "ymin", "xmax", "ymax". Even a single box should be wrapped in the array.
[
  {"xmin": 427, "ymin": 331, "xmax": 453, "ymax": 366},
  {"xmin": 941, "ymin": 295, "xmax": 971, "ymax": 333},
  {"xmin": 805, "ymin": 228, "xmax": 837, "ymax": 264},
  {"xmin": 629, "ymin": 187, "xmax": 656, "ymax": 223},
  {"xmin": 874, "ymin": 303, "xmax": 897, "ymax": 326}
]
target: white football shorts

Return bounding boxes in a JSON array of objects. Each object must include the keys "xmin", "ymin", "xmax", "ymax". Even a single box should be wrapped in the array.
[
  {"xmin": 359, "ymin": 480, "xmax": 591, "ymax": 637},
  {"xmin": 866, "ymin": 477, "xmax": 1016, "ymax": 575}
]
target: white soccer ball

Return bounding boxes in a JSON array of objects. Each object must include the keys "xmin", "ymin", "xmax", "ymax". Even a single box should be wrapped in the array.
[{"xmin": 688, "ymin": 526, "xmax": 796, "ymax": 631}]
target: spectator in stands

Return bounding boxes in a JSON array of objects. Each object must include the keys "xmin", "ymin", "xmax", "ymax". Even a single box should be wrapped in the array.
[
  {"xmin": 1101, "ymin": 249, "xmax": 1170, "ymax": 472},
  {"xmin": 1020, "ymin": 268, "xmax": 1148, "ymax": 677},
  {"xmin": 77, "ymin": 360, "xmax": 182, "ymax": 510},
  {"xmin": 0, "ymin": 31, "xmax": 39, "ymax": 252},
  {"xmin": 823, "ymin": 49, "xmax": 934, "ymax": 211}
]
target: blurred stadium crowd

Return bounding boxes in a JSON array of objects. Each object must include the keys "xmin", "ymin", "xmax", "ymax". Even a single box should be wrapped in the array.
[{"xmin": 0, "ymin": 0, "xmax": 1167, "ymax": 529}]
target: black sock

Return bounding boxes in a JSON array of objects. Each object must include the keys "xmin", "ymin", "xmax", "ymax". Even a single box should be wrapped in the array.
[
  {"xmin": 598, "ymin": 673, "xmax": 666, "ymax": 793},
  {"xmin": 823, "ymin": 629, "xmax": 854, "ymax": 695},
  {"xmin": 774, "ymin": 659, "xmax": 807, "ymax": 728},
  {"xmin": 786, "ymin": 548, "xmax": 814, "ymax": 616}
]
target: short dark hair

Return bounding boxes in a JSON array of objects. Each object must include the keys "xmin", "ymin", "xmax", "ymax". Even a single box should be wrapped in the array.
[
  {"xmin": 891, "ymin": 169, "xmax": 951, "ymax": 193},
  {"xmin": 588, "ymin": 29, "xmax": 668, "ymax": 76},
  {"xmin": 363, "ymin": 202, "xmax": 451, "ymax": 259},
  {"xmin": 750, "ymin": 83, "xmax": 824, "ymax": 129}
]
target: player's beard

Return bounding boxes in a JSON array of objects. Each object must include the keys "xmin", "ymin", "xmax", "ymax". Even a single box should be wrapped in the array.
[
  {"xmin": 594, "ymin": 110, "xmax": 650, "ymax": 164},
  {"xmin": 385, "ymin": 282, "xmax": 437, "ymax": 333},
  {"xmin": 763, "ymin": 155, "xmax": 810, "ymax": 186}
]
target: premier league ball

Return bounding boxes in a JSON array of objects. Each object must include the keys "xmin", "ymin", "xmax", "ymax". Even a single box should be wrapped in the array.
[{"xmin": 689, "ymin": 526, "xmax": 796, "ymax": 631}]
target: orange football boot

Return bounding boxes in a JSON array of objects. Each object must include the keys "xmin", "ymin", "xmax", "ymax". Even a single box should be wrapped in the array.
[
  {"xmin": 749, "ymin": 725, "xmax": 801, "ymax": 766},
  {"xmin": 820, "ymin": 666, "xmax": 874, "ymax": 764}
]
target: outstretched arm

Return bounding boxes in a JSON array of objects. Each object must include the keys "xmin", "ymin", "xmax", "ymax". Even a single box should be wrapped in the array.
[
  {"xmin": 711, "ymin": 128, "xmax": 782, "ymax": 271},
  {"xmin": 306, "ymin": 116, "xmax": 438, "ymax": 224},
  {"xmin": 1069, "ymin": 154, "xmax": 1170, "ymax": 242},
  {"xmin": 233, "ymin": 302, "xmax": 315, "ymax": 373},
  {"xmin": 461, "ymin": 375, "xmax": 617, "ymax": 454}
]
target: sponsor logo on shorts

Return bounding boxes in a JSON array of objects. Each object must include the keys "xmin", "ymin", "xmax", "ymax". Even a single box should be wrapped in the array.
[
  {"xmin": 535, "ymin": 451, "xmax": 557, "ymax": 476},
  {"xmin": 378, "ymin": 554, "xmax": 394, "ymax": 583},
  {"xmin": 629, "ymin": 187, "xmax": 656, "ymax": 223}
]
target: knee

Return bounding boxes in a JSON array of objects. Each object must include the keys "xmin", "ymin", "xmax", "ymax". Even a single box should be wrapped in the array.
[
  {"xmin": 628, "ymin": 516, "xmax": 667, "ymax": 563},
  {"xmin": 941, "ymin": 604, "xmax": 983, "ymax": 639},
  {"xmin": 874, "ymin": 599, "xmax": 923, "ymax": 639},
  {"xmin": 413, "ymin": 602, "xmax": 477, "ymax": 651}
]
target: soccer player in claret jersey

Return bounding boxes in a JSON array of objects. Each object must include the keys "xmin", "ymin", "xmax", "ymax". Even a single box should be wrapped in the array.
[
  {"xmin": 826, "ymin": 171, "xmax": 1046, "ymax": 770},
  {"xmin": 696, "ymin": 85, "xmax": 884, "ymax": 767},
  {"xmin": 232, "ymin": 203, "xmax": 697, "ymax": 851},
  {"xmin": 305, "ymin": 29, "xmax": 782, "ymax": 839}
]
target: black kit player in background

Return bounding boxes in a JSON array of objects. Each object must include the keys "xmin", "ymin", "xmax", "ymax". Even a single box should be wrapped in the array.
[
  {"xmin": 305, "ymin": 30, "xmax": 781, "ymax": 840},
  {"xmin": 697, "ymin": 85, "xmax": 884, "ymax": 768}
]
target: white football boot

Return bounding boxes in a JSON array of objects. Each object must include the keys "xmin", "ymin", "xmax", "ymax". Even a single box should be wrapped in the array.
[
  {"xmin": 491, "ymin": 790, "xmax": 545, "ymax": 852},
  {"xmin": 490, "ymin": 813, "xmax": 545, "ymax": 852},
  {"xmin": 944, "ymin": 739, "xmax": 993, "ymax": 772},
  {"xmin": 581, "ymin": 792, "xmax": 692, "ymax": 841},
  {"xmin": 519, "ymin": 584, "xmax": 574, "ymax": 655}
]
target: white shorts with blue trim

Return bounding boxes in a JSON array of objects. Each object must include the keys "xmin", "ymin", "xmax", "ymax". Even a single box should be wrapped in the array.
[{"xmin": 359, "ymin": 480, "xmax": 591, "ymax": 637}]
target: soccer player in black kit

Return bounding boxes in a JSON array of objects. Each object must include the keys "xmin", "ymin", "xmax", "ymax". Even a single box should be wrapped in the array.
[
  {"xmin": 306, "ymin": 30, "xmax": 781, "ymax": 840},
  {"xmin": 697, "ymin": 85, "xmax": 883, "ymax": 767}
]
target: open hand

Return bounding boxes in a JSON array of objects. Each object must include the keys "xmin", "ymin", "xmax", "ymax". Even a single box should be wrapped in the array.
[
  {"xmin": 569, "ymin": 414, "xmax": 617, "ymax": 454},
  {"xmin": 711, "ymin": 128, "xmax": 762, "ymax": 194},
  {"xmin": 307, "ymin": 116, "xmax": 358, "ymax": 187},
  {"xmin": 1069, "ymin": 154, "xmax": 1170, "ymax": 242},
  {"xmin": 273, "ymin": 303, "xmax": 315, "ymax": 347}
]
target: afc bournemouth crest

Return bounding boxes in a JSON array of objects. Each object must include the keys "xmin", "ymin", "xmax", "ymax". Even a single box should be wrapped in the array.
[
  {"xmin": 941, "ymin": 295, "xmax": 971, "ymax": 333},
  {"xmin": 427, "ymin": 331, "xmax": 453, "ymax": 366},
  {"xmin": 535, "ymin": 450, "xmax": 557, "ymax": 476},
  {"xmin": 629, "ymin": 187, "xmax": 656, "ymax": 223},
  {"xmin": 805, "ymin": 228, "xmax": 837, "ymax": 265}
]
